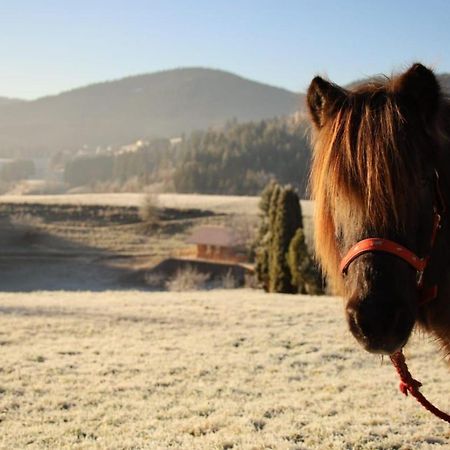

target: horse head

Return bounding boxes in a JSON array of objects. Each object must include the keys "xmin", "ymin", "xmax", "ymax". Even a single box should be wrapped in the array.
[{"xmin": 307, "ymin": 63, "xmax": 448, "ymax": 354}]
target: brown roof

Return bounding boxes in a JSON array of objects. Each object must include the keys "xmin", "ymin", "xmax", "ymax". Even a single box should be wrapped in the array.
[{"xmin": 187, "ymin": 226, "xmax": 242, "ymax": 247}]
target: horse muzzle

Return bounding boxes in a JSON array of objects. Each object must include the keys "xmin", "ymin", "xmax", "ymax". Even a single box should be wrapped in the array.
[{"xmin": 346, "ymin": 293, "xmax": 415, "ymax": 354}]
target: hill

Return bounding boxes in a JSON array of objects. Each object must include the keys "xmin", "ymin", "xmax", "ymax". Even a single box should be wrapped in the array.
[
  {"xmin": 0, "ymin": 68, "xmax": 301, "ymax": 154},
  {"xmin": 0, "ymin": 97, "xmax": 24, "ymax": 106},
  {"xmin": 1, "ymin": 67, "xmax": 448, "ymax": 156}
]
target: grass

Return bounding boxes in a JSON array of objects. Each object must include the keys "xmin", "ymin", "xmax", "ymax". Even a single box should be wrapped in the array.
[
  {"xmin": 0, "ymin": 289, "xmax": 449, "ymax": 449},
  {"xmin": 0, "ymin": 194, "xmax": 314, "ymax": 262},
  {"xmin": 0, "ymin": 202, "xmax": 217, "ymax": 266},
  {"xmin": 0, "ymin": 192, "xmax": 314, "ymax": 217}
]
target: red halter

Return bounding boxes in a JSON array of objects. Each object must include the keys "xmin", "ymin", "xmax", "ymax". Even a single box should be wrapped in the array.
[{"xmin": 339, "ymin": 211, "xmax": 441, "ymax": 296}]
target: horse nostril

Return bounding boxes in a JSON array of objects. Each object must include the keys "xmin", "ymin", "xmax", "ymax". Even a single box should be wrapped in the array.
[
  {"xmin": 346, "ymin": 297, "xmax": 414, "ymax": 354},
  {"xmin": 346, "ymin": 303, "xmax": 365, "ymax": 340}
]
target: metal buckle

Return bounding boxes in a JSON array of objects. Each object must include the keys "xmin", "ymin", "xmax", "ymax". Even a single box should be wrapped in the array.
[{"xmin": 416, "ymin": 270, "xmax": 424, "ymax": 287}]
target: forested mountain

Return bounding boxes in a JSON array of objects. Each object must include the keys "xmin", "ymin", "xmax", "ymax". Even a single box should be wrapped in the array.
[
  {"xmin": 173, "ymin": 119, "xmax": 311, "ymax": 195},
  {"xmin": 0, "ymin": 68, "xmax": 301, "ymax": 155},
  {"xmin": 64, "ymin": 118, "xmax": 312, "ymax": 197},
  {"xmin": 4, "ymin": 68, "xmax": 450, "ymax": 197}
]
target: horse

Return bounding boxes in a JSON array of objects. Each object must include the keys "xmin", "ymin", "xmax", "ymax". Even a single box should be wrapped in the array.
[{"xmin": 307, "ymin": 63, "xmax": 450, "ymax": 357}]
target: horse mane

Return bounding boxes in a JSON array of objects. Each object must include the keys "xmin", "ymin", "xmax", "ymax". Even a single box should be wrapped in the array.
[{"xmin": 309, "ymin": 72, "xmax": 445, "ymax": 293}]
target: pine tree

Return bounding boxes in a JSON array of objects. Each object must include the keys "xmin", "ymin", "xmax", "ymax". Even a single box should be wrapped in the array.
[
  {"xmin": 255, "ymin": 180, "xmax": 277, "ymax": 291},
  {"xmin": 268, "ymin": 186, "xmax": 301, "ymax": 293},
  {"xmin": 255, "ymin": 242, "xmax": 270, "ymax": 292},
  {"xmin": 287, "ymin": 228, "xmax": 323, "ymax": 295},
  {"xmin": 255, "ymin": 181, "xmax": 322, "ymax": 295}
]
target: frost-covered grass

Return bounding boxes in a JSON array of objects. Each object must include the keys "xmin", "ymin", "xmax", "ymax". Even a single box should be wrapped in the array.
[
  {"xmin": 0, "ymin": 193, "xmax": 314, "ymax": 217},
  {"xmin": 0, "ymin": 290, "xmax": 448, "ymax": 449},
  {"xmin": 0, "ymin": 193, "xmax": 260, "ymax": 215}
]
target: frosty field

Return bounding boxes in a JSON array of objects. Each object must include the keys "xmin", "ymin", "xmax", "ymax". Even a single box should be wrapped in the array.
[
  {"xmin": 0, "ymin": 193, "xmax": 313, "ymax": 217},
  {"xmin": 0, "ymin": 289, "xmax": 449, "ymax": 449}
]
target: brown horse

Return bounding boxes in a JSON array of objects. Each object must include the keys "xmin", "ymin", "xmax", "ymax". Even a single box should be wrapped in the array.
[{"xmin": 307, "ymin": 63, "xmax": 450, "ymax": 356}]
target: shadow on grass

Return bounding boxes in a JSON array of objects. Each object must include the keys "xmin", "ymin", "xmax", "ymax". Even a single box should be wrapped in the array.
[
  {"xmin": 0, "ymin": 203, "xmax": 221, "ymax": 292},
  {"xmin": 0, "ymin": 216, "xmax": 145, "ymax": 292}
]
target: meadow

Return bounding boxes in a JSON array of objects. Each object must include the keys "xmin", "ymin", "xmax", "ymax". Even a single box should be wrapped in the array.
[
  {"xmin": 0, "ymin": 289, "xmax": 448, "ymax": 449},
  {"xmin": 0, "ymin": 193, "xmax": 261, "ymax": 216},
  {"xmin": 0, "ymin": 193, "xmax": 313, "ymax": 217},
  {"xmin": 0, "ymin": 195, "xmax": 244, "ymax": 291}
]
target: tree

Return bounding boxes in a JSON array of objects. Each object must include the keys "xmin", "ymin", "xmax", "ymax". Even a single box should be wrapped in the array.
[
  {"xmin": 268, "ymin": 185, "xmax": 302, "ymax": 293},
  {"xmin": 64, "ymin": 155, "xmax": 113, "ymax": 186},
  {"xmin": 254, "ymin": 181, "xmax": 277, "ymax": 291},
  {"xmin": 0, "ymin": 159, "xmax": 35, "ymax": 182},
  {"xmin": 287, "ymin": 228, "xmax": 323, "ymax": 295},
  {"xmin": 255, "ymin": 181, "xmax": 323, "ymax": 295},
  {"xmin": 173, "ymin": 118, "xmax": 312, "ymax": 195}
]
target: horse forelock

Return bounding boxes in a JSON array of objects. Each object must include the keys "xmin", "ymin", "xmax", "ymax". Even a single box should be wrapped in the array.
[{"xmin": 310, "ymin": 75, "xmax": 441, "ymax": 293}]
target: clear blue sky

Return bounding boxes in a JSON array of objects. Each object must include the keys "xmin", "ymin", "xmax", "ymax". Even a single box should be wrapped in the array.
[{"xmin": 1, "ymin": 0, "xmax": 450, "ymax": 99}]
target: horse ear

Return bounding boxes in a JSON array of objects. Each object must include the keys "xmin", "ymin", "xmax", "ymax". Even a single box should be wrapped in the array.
[
  {"xmin": 307, "ymin": 76, "xmax": 346, "ymax": 128},
  {"xmin": 396, "ymin": 63, "xmax": 440, "ymax": 120}
]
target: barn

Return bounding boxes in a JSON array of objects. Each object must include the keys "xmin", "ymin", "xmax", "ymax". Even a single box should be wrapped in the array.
[{"xmin": 186, "ymin": 225, "xmax": 247, "ymax": 263}]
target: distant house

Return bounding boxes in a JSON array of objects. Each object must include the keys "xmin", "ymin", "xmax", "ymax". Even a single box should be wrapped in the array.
[{"xmin": 185, "ymin": 225, "xmax": 247, "ymax": 263}]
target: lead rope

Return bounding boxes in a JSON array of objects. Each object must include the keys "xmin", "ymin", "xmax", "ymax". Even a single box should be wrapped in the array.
[{"xmin": 390, "ymin": 350, "xmax": 450, "ymax": 423}]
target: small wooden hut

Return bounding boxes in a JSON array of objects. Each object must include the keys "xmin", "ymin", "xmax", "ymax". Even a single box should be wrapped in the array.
[{"xmin": 186, "ymin": 225, "xmax": 246, "ymax": 263}]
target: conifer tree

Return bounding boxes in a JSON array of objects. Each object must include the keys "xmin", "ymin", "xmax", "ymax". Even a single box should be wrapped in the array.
[
  {"xmin": 255, "ymin": 180, "xmax": 277, "ymax": 291},
  {"xmin": 287, "ymin": 228, "xmax": 323, "ymax": 294},
  {"xmin": 268, "ymin": 186, "xmax": 301, "ymax": 293},
  {"xmin": 255, "ymin": 181, "xmax": 322, "ymax": 295}
]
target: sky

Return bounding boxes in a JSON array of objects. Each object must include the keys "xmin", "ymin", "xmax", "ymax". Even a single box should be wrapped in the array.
[{"xmin": 1, "ymin": 0, "xmax": 450, "ymax": 99}]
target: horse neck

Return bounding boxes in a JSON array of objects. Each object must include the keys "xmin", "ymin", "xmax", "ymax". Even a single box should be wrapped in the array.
[{"xmin": 422, "ymin": 124, "xmax": 450, "ymax": 353}]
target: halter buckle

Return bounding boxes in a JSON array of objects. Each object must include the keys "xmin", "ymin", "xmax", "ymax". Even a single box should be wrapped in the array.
[{"xmin": 416, "ymin": 270, "xmax": 424, "ymax": 287}]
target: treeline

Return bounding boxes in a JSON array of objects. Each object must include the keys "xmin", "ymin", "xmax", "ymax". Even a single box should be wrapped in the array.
[
  {"xmin": 0, "ymin": 159, "xmax": 35, "ymax": 182},
  {"xmin": 64, "ymin": 140, "xmax": 179, "ymax": 187},
  {"xmin": 63, "ymin": 118, "xmax": 312, "ymax": 196},
  {"xmin": 174, "ymin": 119, "xmax": 311, "ymax": 196}
]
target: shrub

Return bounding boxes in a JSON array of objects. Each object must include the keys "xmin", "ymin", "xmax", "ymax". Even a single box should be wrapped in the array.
[
  {"xmin": 144, "ymin": 271, "xmax": 166, "ymax": 289},
  {"xmin": 221, "ymin": 270, "xmax": 237, "ymax": 289},
  {"xmin": 166, "ymin": 266, "xmax": 210, "ymax": 291},
  {"xmin": 139, "ymin": 193, "xmax": 160, "ymax": 226}
]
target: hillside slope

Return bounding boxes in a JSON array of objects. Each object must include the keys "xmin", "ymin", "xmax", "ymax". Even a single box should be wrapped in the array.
[
  {"xmin": 0, "ymin": 68, "xmax": 301, "ymax": 153},
  {"xmin": 0, "ymin": 97, "xmax": 24, "ymax": 106}
]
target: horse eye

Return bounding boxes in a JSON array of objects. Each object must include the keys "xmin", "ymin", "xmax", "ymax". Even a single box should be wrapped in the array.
[{"xmin": 420, "ymin": 175, "xmax": 433, "ymax": 187}]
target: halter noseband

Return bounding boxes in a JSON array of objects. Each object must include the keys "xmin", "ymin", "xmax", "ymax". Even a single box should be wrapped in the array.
[
  {"xmin": 339, "ymin": 212, "xmax": 441, "ymax": 290},
  {"xmin": 339, "ymin": 170, "xmax": 444, "ymax": 296}
]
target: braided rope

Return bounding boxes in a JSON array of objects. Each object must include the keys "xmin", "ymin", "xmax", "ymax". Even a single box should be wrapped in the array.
[{"xmin": 390, "ymin": 350, "xmax": 450, "ymax": 423}]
